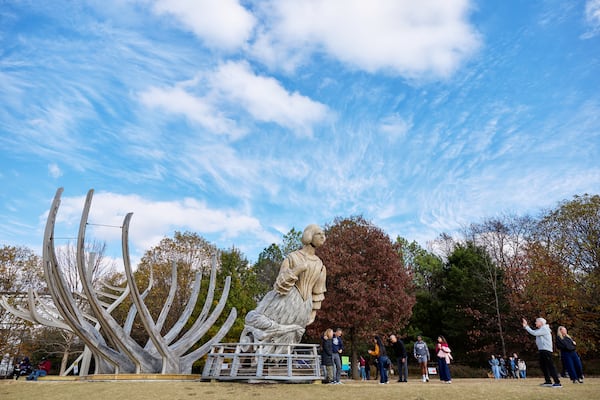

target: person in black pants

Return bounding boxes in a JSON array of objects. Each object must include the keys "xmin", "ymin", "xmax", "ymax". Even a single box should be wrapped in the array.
[
  {"xmin": 522, "ymin": 317, "xmax": 562, "ymax": 388},
  {"xmin": 390, "ymin": 334, "xmax": 408, "ymax": 382}
]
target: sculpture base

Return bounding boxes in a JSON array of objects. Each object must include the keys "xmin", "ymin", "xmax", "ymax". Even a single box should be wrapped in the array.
[
  {"xmin": 38, "ymin": 374, "xmax": 201, "ymax": 382},
  {"xmin": 202, "ymin": 343, "xmax": 322, "ymax": 383}
]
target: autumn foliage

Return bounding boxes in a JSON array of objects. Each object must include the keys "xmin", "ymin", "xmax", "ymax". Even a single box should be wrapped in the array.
[{"xmin": 310, "ymin": 216, "xmax": 415, "ymax": 341}]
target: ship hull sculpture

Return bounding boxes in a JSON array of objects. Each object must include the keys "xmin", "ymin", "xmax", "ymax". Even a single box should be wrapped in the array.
[{"xmin": 0, "ymin": 188, "xmax": 236, "ymax": 375}]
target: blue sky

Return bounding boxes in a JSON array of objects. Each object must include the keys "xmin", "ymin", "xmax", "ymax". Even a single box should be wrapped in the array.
[{"xmin": 1, "ymin": 0, "xmax": 599, "ymax": 266}]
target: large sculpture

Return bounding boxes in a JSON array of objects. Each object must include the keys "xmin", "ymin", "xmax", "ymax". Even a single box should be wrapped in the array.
[
  {"xmin": 240, "ymin": 224, "xmax": 326, "ymax": 354},
  {"xmin": 0, "ymin": 188, "xmax": 236, "ymax": 375}
]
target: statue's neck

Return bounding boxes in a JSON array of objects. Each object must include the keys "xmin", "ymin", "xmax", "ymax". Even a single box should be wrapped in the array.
[{"xmin": 300, "ymin": 244, "xmax": 316, "ymax": 257}]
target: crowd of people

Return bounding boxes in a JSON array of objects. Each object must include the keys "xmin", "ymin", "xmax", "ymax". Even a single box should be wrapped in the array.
[
  {"xmin": 488, "ymin": 353, "xmax": 525, "ymax": 379},
  {"xmin": 321, "ymin": 330, "xmax": 455, "ymax": 385},
  {"xmin": 320, "ymin": 317, "xmax": 584, "ymax": 388}
]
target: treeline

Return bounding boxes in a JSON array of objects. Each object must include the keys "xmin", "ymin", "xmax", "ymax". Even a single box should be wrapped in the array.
[{"xmin": 1, "ymin": 194, "xmax": 598, "ymax": 373}]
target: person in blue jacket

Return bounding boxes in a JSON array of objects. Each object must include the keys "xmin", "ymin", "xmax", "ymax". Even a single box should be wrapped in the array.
[{"xmin": 332, "ymin": 328, "xmax": 344, "ymax": 384}]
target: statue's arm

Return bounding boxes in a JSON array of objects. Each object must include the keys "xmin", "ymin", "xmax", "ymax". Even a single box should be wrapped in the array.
[
  {"xmin": 273, "ymin": 256, "xmax": 298, "ymax": 295},
  {"xmin": 308, "ymin": 265, "xmax": 327, "ymax": 325}
]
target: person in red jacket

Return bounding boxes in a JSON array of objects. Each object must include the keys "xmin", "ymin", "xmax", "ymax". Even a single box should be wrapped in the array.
[{"xmin": 26, "ymin": 357, "xmax": 51, "ymax": 381}]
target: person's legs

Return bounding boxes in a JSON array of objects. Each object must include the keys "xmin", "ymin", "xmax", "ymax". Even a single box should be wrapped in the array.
[
  {"xmin": 379, "ymin": 358, "xmax": 388, "ymax": 383},
  {"xmin": 547, "ymin": 354, "xmax": 561, "ymax": 384},
  {"xmin": 573, "ymin": 353, "xmax": 584, "ymax": 381},
  {"xmin": 326, "ymin": 365, "xmax": 334, "ymax": 383},
  {"xmin": 538, "ymin": 351, "xmax": 552, "ymax": 384},
  {"xmin": 420, "ymin": 361, "xmax": 429, "ymax": 382},
  {"xmin": 332, "ymin": 353, "xmax": 341, "ymax": 382},
  {"xmin": 540, "ymin": 350, "xmax": 561, "ymax": 384},
  {"xmin": 562, "ymin": 352, "xmax": 578, "ymax": 382},
  {"xmin": 401, "ymin": 358, "xmax": 408, "ymax": 382},
  {"xmin": 396, "ymin": 359, "xmax": 402, "ymax": 381},
  {"xmin": 437, "ymin": 358, "xmax": 448, "ymax": 382}
]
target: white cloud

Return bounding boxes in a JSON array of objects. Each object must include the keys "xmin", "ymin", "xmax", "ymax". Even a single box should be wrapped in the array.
[
  {"xmin": 251, "ymin": 0, "xmax": 481, "ymax": 78},
  {"xmin": 150, "ymin": 0, "xmax": 256, "ymax": 50},
  {"xmin": 139, "ymin": 61, "xmax": 329, "ymax": 138},
  {"xmin": 48, "ymin": 163, "xmax": 63, "ymax": 178},
  {"xmin": 209, "ymin": 61, "xmax": 330, "ymax": 137},
  {"xmin": 379, "ymin": 114, "xmax": 413, "ymax": 141},
  {"xmin": 583, "ymin": 0, "xmax": 600, "ymax": 38},
  {"xmin": 138, "ymin": 85, "xmax": 245, "ymax": 138},
  {"xmin": 51, "ymin": 191, "xmax": 267, "ymax": 261}
]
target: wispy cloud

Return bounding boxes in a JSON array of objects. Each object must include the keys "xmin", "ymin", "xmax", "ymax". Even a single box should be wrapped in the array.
[
  {"xmin": 583, "ymin": 0, "xmax": 600, "ymax": 38},
  {"xmin": 1, "ymin": 0, "xmax": 599, "ymax": 264},
  {"xmin": 378, "ymin": 114, "xmax": 413, "ymax": 141},
  {"xmin": 138, "ymin": 85, "xmax": 245, "ymax": 138},
  {"xmin": 48, "ymin": 163, "xmax": 63, "ymax": 179},
  {"xmin": 139, "ymin": 61, "xmax": 330, "ymax": 138}
]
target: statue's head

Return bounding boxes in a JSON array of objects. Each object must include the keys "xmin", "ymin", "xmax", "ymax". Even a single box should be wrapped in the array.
[{"xmin": 301, "ymin": 224, "xmax": 325, "ymax": 247}]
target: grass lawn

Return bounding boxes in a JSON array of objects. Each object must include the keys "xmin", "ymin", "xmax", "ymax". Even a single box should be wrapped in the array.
[{"xmin": 1, "ymin": 377, "xmax": 598, "ymax": 400}]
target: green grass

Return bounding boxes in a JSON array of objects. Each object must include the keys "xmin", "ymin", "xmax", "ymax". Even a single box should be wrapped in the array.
[{"xmin": 1, "ymin": 377, "xmax": 598, "ymax": 400}]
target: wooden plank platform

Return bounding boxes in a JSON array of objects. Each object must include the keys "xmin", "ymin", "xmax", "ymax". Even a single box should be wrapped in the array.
[{"xmin": 38, "ymin": 374, "xmax": 201, "ymax": 381}]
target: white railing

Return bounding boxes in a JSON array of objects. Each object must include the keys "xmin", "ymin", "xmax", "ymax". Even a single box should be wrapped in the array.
[{"xmin": 202, "ymin": 343, "xmax": 321, "ymax": 382}]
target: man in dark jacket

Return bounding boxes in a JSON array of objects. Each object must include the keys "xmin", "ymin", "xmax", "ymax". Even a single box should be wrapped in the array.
[{"xmin": 390, "ymin": 334, "xmax": 408, "ymax": 382}]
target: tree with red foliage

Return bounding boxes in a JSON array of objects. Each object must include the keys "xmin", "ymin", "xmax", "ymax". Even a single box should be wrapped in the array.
[{"xmin": 310, "ymin": 216, "xmax": 415, "ymax": 378}]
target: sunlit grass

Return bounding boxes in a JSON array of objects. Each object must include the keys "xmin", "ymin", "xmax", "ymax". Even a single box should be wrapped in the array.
[{"xmin": 1, "ymin": 377, "xmax": 597, "ymax": 400}]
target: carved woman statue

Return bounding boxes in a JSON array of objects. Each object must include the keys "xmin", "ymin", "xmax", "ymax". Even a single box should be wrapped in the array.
[{"xmin": 240, "ymin": 224, "xmax": 326, "ymax": 352}]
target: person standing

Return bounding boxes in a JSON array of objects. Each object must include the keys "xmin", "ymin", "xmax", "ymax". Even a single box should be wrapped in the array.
[
  {"xmin": 368, "ymin": 335, "xmax": 390, "ymax": 384},
  {"xmin": 498, "ymin": 355, "xmax": 507, "ymax": 378},
  {"xmin": 508, "ymin": 356, "xmax": 517, "ymax": 378},
  {"xmin": 332, "ymin": 328, "xmax": 344, "ymax": 384},
  {"xmin": 511, "ymin": 353, "xmax": 520, "ymax": 379},
  {"xmin": 489, "ymin": 354, "xmax": 501, "ymax": 379},
  {"xmin": 522, "ymin": 317, "xmax": 562, "ymax": 388},
  {"xmin": 359, "ymin": 355, "xmax": 367, "ymax": 380},
  {"xmin": 556, "ymin": 326, "xmax": 584, "ymax": 384},
  {"xmin": 518, "ymin": 358, "xmax": 527, "ymax": 379},
  {"xmin": 414, "ymin": 335, "xmax": 430, "ymax": 382},
  {"xmin": 364, "ymin": 355, "xmax": 371, "ymax": 380},
  {"xmin": 321, "ymin": 328, "xmax": 334, "ymax": 384},
  {"xmin": 435, "ymin": 336, "xmax": 452, "ymax": 384},
  {"xmin": 389, "ymin": 334, "xmax": 408, "ymax": 382}
]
